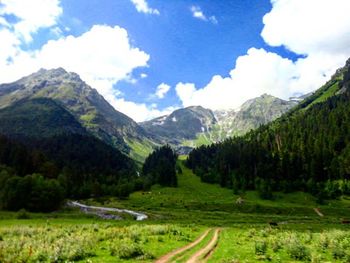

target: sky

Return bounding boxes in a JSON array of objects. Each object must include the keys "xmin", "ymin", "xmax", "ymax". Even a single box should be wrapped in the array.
[{"xmin": 1, "ymin": 0, "xmax": 350, "ymax": 122}]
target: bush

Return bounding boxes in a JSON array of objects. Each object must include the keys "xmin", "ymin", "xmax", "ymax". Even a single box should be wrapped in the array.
[
  {"xmin": 331, "ymin": 246, "xmax": 346, "ymax": 259},
  {"xmin": 112, "ymin": 244, "xmax": 144, "ymax": 259},
  {"xmin": 318, "ymin": 234, "xmax": 329, "ymax": 250},
  {"xmin": 16, "ymin": 208, "xmax": 30, "ymax": 219},
  {"xmin": 287, "ymin": 241, "xmax": 310, "ymax": 261},
  {"xmin": 270, "ymin": 238, "xmax": 282, "ymax": 252},
  {"xmin": 255, "ymin": 240, "xmax": 267, "ymax": 255}
]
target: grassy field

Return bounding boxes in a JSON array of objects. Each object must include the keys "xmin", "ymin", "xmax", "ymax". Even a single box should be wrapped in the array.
[
  {"xmin": 209, "ymin": 226, "xmax": 350, "ymax": 262},
  {"xmin": 1, "ymin": 161, "xmax": 350, "ymax": 262}
]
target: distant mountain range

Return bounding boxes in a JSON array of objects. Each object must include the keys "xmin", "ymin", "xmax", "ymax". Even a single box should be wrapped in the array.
[
  {"xmin": 142, "ymin": 94, "xmax": 298, "ymax": 152},
  {"xmin": 0, "ymin": 67, "xmax": 304, "ymax": 159}
]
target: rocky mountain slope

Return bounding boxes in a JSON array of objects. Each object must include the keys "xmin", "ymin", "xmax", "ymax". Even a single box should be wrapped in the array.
[
  {"xmin": 0, "ymin": 68, "xmax": 149, "ymax": 153},
  {"xmin": 211, "ymin": 94, "xmax": 298, "ymax": 141},
  {"xmin": 141, "ymin": 106, "xmax": 217, "ymax": 144},
  {"xmin": 0, "ymin": 68, "xmax": 303, "ymax": 159},
  {"xmin": 143, "ymin": 94, "xmax": 298, "ymax": 151}
]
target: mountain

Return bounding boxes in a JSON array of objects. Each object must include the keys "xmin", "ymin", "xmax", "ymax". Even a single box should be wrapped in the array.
[
  {"xmin": 0, "ymin": 98, "xmax": 87, "ymax": 138},
  {"xmin": 142, "ymin": 95, "xmax": 298, "ymax": 152},
  {"xmin": 0, "ymin": 68, "xmax": 148, "ymax": 153},
  {"xmin": 0, "ymin": 97, "xmax": 139, "ymax": 211},
  {"xmin": 187, "ymin": 58, "xmax": 350, "ymax": 198},
  {"xmin": 0, "ymin": 68, "xmax": 302, "ymax": 159},
  {"xmin": 0, "ymin": 97, "xmax": 135, "ymax": 176},
  {"xmin": 141, "ymin": 106, "xmax": 217, "ymax": 144},
  {"xmin": 212, "ymin": 94, "xmax": 298, "ymax": 141}
]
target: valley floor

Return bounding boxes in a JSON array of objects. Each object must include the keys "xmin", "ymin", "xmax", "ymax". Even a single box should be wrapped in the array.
[{"xmin": 1, "ymin": 162, "xmax": 350, "ymax": 262}]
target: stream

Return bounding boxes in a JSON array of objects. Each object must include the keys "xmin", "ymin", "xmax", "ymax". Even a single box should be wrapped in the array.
[{"xmin": 68, "ymin": 201, "xmax": 148, "ymax": 221}]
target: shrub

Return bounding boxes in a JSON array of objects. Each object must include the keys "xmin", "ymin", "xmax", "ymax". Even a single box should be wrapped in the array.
[
  {"xmin": 150, "ymin": 225, "xmax": 169, "ymax": 235},
  {"xmin": 255, "ymin": 240, "xmax": 267, "ymax": 255},
  {"xmin": 287, "ymin": 241, "xmax": 310, "ymax": 261},
  {"xmin": 113, "ymin": 244, "xmax": 144, "ymax": 259},
  {"xmin": 270, "ymin": 238, "xmax": 282, "ymax": 252},
  {"xmin": 16, "ymin": 209, "xmax": 30, "ymax": 219},
  {"xmin": 331, "ymin": 246, "xmax": 346, "ymax": 259},
  {"xmin": 318, "ymin": 234, "xmax": 329, "ymax": 250}
]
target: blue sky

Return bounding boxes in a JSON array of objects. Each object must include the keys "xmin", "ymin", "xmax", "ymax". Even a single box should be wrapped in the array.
[{"xmin": 1, "ymin": 0, "xmax": 350, "ymax": 121}]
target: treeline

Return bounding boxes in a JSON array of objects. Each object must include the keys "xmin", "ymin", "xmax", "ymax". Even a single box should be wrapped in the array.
[
  {"xmin": 0, "ymin": 133, "xmax": 138, "ymax": 211},
  {"xmin": 142, "ymin": 145, "xmax": 178, "ymax": 187},
  {"xmin": 187, "ymin": 63, "xmax": 350, "ymax": 201}
]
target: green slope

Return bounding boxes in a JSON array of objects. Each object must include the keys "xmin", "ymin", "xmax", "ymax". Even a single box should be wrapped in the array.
[
  {"xmin": 0, "ymin": 98, "xmax": 87, "ymax": 138},
  {"xmin": 85, "ymin": 161, "xmax": 350, "ymax": 224},
  {"xmin": 187, "ymin": 58, "xmax": 350, "ymax": 196}
]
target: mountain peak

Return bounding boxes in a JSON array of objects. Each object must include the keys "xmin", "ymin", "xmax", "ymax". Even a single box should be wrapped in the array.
[
  {"xmin": 260, "ymin": 93, "xmax": 275, "ymax": 99},
  {"xmin": 26, "ymin": 67, "xmax": 82, "ymax": 83},
  {"xmin": 39, "ymin": 67, "xmax": 66, "ymax": 75},
  {"xmin": 0, "ymin": 68, "xmax": 148, "ymax": 155}
]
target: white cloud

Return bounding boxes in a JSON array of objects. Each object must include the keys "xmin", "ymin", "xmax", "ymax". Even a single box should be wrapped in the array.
[
  {"xmin": 190, "ymin": 6, "xmax": 217, "ymax": 24},
  {"xmin": 190, "ymin": 6, "xmax": 206, "ymax": 21},
  {"xmin": 176, "ymin": 0, "xmax": 350, "ymax": 110},
  {"xmin": 140, "ymin": 73, "xmax": 148, "ymax": 78},
  {"xmin": 176, "ymin": 48, "xmax": 298, "ymax": 110},
  {"xmin": 0, "ymin": 0, "xmax": 62, "ymax": 42},
  {"xmin": 0, "ymin": 0, "xmax": 171, "ymax": 122},
  {"xmin": 261, "ymin": 0, "xmax": 350, "ymax": 56},
  {"xmin": 130, "ymin": 0, "xmax": 160, "ymax": 15},
  {"xmin": 261, "ymin": 0, "xmax": 350, "ymax": 94},
  {"xmin": 0, "ymin": 25, "xmax": 150, "ymax": 91},
  {"xmin": 155, "ymin": 83, "xmax": 170, "ymax": 99},
  {"xmin": 107, "ymin": 97, "xmax": 176, "ymax": 122}
]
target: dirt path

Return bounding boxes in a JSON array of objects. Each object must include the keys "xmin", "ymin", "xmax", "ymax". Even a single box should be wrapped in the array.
[
  {"xmin": 155, "ymin": 229, "xmax": 212, "ymax": 263},
  {"xmin": 313, "ymin": 208, "xmax": 324, "ymax": 217},
  {"xmin": 186, "ymin": 228, "xmax": 221, "ymax": 263}
]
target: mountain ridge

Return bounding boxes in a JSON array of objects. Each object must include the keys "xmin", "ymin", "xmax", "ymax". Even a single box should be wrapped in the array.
[
  {"xmin": 0, "ymin": 68, "xmax": 149, "ymax": 154},
  {"xmin": 0, "ymin": 68, "xmax": 304, "ymax": 159},
  {"xmin": 143, "ymin": 94, "xmax": 299, "ymax": 151}
]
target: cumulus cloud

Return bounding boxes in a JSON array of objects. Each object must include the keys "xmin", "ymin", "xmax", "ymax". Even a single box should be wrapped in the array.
[
  {"xmin": 130, "ymin": 0, "xmax": 160, "ymax": 15},
  {"xmin": 0, "ymin": 0, "xmax": 174, "ymax": 121},
  {"xmin": 108, "ymin": 97, "xmax": 177, "ymax": 122},
  {"xmin": 0, "ymin": 0, "xmax": 62, "ymax": 42},
  {"xmin": 155, "ymin": 83, "xmax": 170, "ymax": 99},
  {"xmin": 190, "ymin": 6, "xmax": 217, "ymax": 24},
  {"xmin": 176, "ymin": 48, "xmax": 298, "ymax": 110},
  {"xmin": 0, "ymin": 25, "xmax": 150, "ymax": 93},
  {"xmin": 176, "ymin": 0, "xmax": 350, "ymax": 110},
  {"xmin": 261, "ymin": 0, "xmax": 350, "ymax": 56}
]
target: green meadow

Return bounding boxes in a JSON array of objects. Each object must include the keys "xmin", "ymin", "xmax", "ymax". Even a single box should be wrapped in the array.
[{"xmin": 1, "ymin": 161, "xmax": 350, "ymax": 262}]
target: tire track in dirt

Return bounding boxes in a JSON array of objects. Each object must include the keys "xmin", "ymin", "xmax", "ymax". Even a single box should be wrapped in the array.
[
  {"xmin": 155, "ymin": 229, "xmax": 212, "ymax": 263},
  {"xmin": 186, "ymin": 228, "xmax": 221, "ymax": 263}
]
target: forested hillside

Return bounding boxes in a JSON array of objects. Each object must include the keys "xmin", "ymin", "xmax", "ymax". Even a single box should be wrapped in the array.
[
  {"xmin": 187, "ymin": 59, "xmax": 350, "ymax": 200},
  {"xmin": 0, "ymin": 99, "xmax": 139, "ymax": 212},
  {"xmin": 142, "ymin": 145, "xmax": 178, "ymax": 187}
]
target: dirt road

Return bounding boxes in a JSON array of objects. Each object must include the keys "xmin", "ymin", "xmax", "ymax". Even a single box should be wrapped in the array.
[
  {"xmin": 155, "ymin": 229, "xmax": 212, "ymax": 263},
  {"xmin": 156, "ymin": 228, "xmax": 221, "ymax": 263},
  {"xmin": 186, "ymin": 228, "xmax": 220, "ymax": 263}
]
